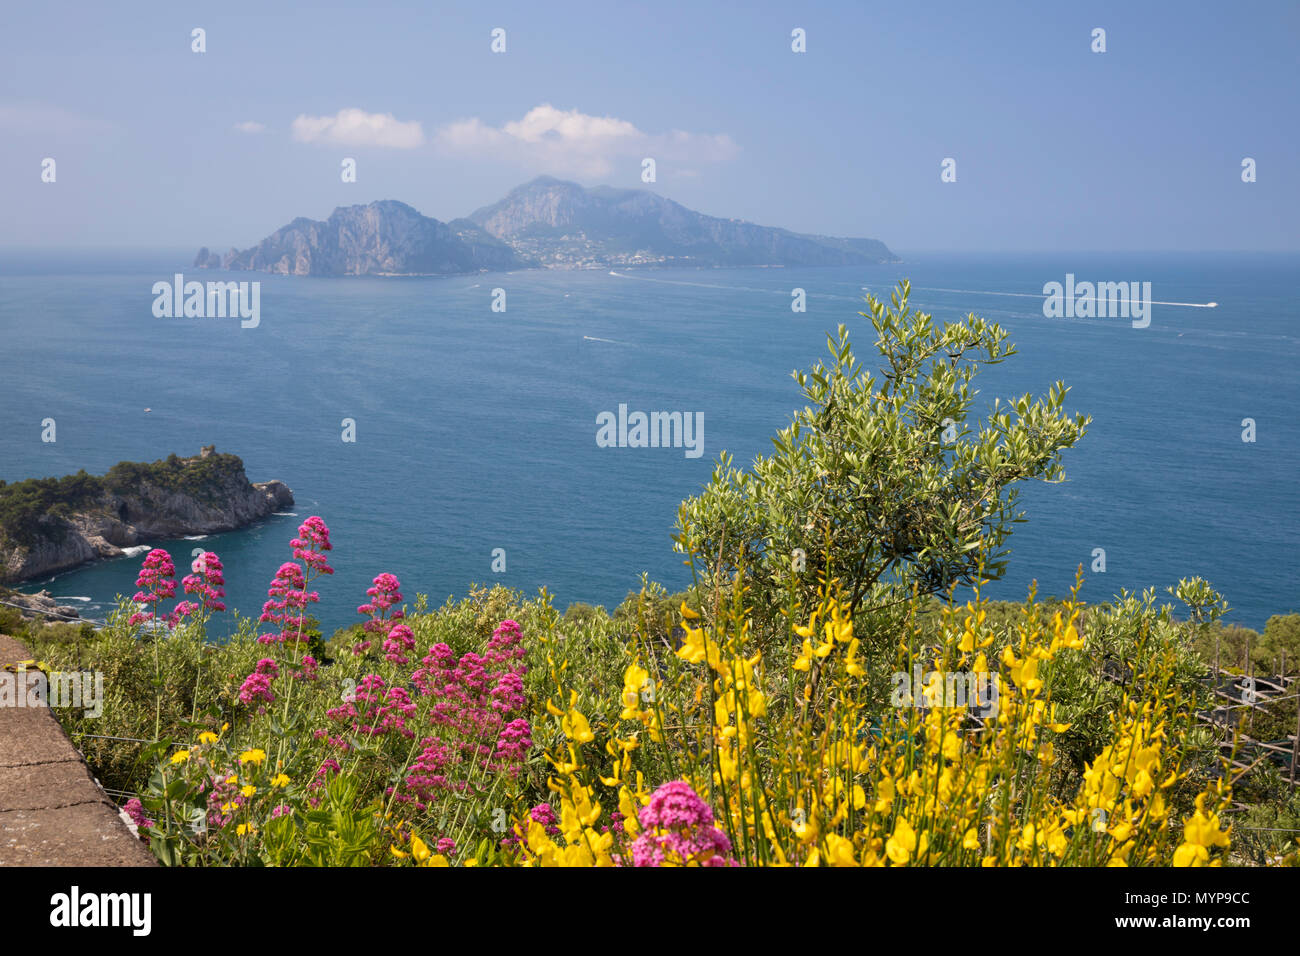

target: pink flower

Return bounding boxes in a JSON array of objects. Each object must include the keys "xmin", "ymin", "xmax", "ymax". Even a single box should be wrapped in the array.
[
  {"xmin": 631, "ymin": 781, "xmax": 738, "ymax": 867},
  {"xmin": 238, "ymin": 671, "xmax": 276, "ymax": 706},
  {"xmin": 383, "ymin": 623, "xmax": 415, "ymax": 664},
  {"xmin": 129, "ymin": 548, "xmax": 176, "ymax": 628},
  {"xmin": 493, "ymin": 717, "xmax": 532, "ymax": 766},
  {"xmin": 354, "ymin": 572, "xmax": 405, "ymax": 656},
  {"xmin": 182, "ymin": 551, "xmax": 226, "ymax": 613},
  {"xmin": 258, "ymin": 518, "xmax": 332, "ymax": 644},
  {"xmin": 291, "ymin": 516, "xmax": 334, "ymax": 575},
  {"xmin": 123, "ymin": 797, "xmax": 154, "ymax": 841}
]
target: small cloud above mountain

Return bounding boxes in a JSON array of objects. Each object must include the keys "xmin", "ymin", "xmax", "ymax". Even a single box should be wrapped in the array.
[
  {"xmin": 291, "ymin": 108, "xmax": 425, "ymax": 149},
  {"xmin": 435, "ymin": 104, "xmax": 738, "ymax": 178}
]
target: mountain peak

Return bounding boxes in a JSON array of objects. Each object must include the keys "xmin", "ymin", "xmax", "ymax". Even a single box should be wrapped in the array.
[
  {"xmin": 195, "ymin": 182, "xmax": 896, "ymax": 275},
  {"xmin": 195, "ymin": 199, "xmax": 527, "ymax": 276},
  {"xmin": 466, "ymin": 179, "xmax": 896, "ymax": 269}
]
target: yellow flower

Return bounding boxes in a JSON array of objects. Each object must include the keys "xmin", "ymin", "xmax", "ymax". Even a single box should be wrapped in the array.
[
  {"xmin": 680, "ymin": 600, "xmax": 700, "ymax": 620},
  {"xmin": 170, "ymin": 749, "xmax": 190, "ymax": 766},
  {"xmin": 874, "ymin": 776, "xmax": 895, "ymax": 814},
  {"xmin": 886, "ymin": 818, "xmax": 917, "ymax": 865},
  {"xmin": 239, "ymin": 748, "xmax": 267, "ymax": 766},
  {"xmin": 676, "ymin": 624, "xmax": 710, "ymax": 664},
  {"xmin": 270, "ymin": 773, "xmax": 290, "ymax": 788},
  {"xmin": 792, "ymin": 810, "xmax": 818, "ymax": 845},
  {"xmin": 390, "ymin": 844, "xmax": 409, "ymax": 860},
  {"xmin": 941, "ymin": 732, "xmax": 962, "ymax": 762},
  {"xmin": 562, "ymin": 707, "xmax": 595, "ymax": 744},
  {"xmin": 411, "ymin": 835, "xmax": 431, "ymax": 863},
  {"xmin": 844, "ymin": 638, "xmax": 865, "ymax": 677},
  {"xmin": 620, "ymin": 664, "xmax": 651, "ymax": 720},
  {"xmin": 236, "ymin": 823, "xmax": 256, "ymax": 836},
  {"xmin": 824, "ymin": 833, "xmax": 858, "ymax": 866},
  {"xmin": 241, "ymin": 785, "xmax": 257, "ymax": 798},
  {"xmin": 1174, "ymin": 793, "xmax": 1230, "ymax": 866},
  {"xmin": 198, "ymin": 731, "xmax": 219, "ymax": 745}
]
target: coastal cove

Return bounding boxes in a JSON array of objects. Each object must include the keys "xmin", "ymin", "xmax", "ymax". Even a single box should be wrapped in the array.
[{"xmin": 0, "ymin": 251, "xmax": 1296, "ymax": 635}]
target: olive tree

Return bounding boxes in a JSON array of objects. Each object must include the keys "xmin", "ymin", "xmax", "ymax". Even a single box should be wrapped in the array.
[{"xmin": 675, "ymin": 280, "xmax": 1091, "ymax": 625}]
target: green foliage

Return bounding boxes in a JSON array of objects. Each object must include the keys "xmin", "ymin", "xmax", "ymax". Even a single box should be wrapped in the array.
[
  {"xmin": 1258, "ymin": 614, "xmax": 1300, "ymax": 673},
  {"xmin": 0, "ymin": 452, "xmax": 248, "ymax": 556},
  {"xmin": 0, "ymin": 470, "xmax": 103, "ymax": 546},
  {"xmin": 675, "ymin": 280, "xmax": 1091, "ymax": 633},
  {"xmin": 1193, "ymin": 622, "xmax": 1261, "ymax": 673},
  {"xmin": 25, "ymin": 599, "xmax": 267, "ymax": 795},
  {"xmin": 102, "ymin": 452, "xmax": 246, "ymax": 505}
]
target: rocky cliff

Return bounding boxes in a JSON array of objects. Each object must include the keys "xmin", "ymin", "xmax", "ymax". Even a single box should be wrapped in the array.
[
  {"xmin": 0, "ymin": 586, "xmax": 85, "ymax": 623},
  {"xmin": 0, "ymin": 449, "xmax": 293, "ymax": 585},
  {"xmin": 195, "ymin": 179, "xmax": 897, "ymax": 275},
  {"xmin": 194, "ymin": 200, "xmax": 530, "ymax": 276},
  {"xmin": 466, "ymin": 176, "xmax": 899, "ymax": 268}
]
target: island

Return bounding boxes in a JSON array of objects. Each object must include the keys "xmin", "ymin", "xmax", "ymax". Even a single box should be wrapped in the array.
[
  {"xmin": 0, "ymin": 447, "xmax": 292, "ymax": 586},
  {"xmin": 193, "ymin": 176, "xmax": 898, "ymax": 276}
]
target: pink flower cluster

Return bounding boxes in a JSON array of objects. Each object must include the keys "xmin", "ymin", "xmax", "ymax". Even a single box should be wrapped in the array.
[
  {"xmin": 223, "ymin": 523, "xmax": 537, "ymax": 850},
  {"xmin": 354, "ymin": 572, "xmax": 405, "ymax": 657},
  {"xmin": 237, "ymin": 658, "xmax": 279, "ymax": 708},
  {"xmin": 258, "ymin": 517, "xmax": 333, "ymax": 645},
  {"xmin": 127, "ymin": 548, "xmax": 177, "ymax": 627},
  {"xmin": 128, "ymin": 548, "xmax": 227, "ymax": 630},
  {"xmin": 503, "ymin": 802, "xmax": 561, "ymax": 849},
  {"xmin": 237, "ymin": 519, "xmax": 332, "ymax": 720},
  {"xmin": 182, "ymin": 551, "xmax": 226, "ymax": 613},
  {"xmin": 332, "ymin": 618, "xmax": 534, "ymax": 812},
  {"xmin": 325, "ymin": 674, "xmax": 418, "ymax": 738},
  {"xmin": 630, "ymin": 781, "xmax": 739, "ymax": 867},
  {"xmin": 292, "ymin": 516, "xmax": 334, "ymax": 574},
  {"xmin": 123, "ymin": 797, "xmax": 155, "ymax": 844}
]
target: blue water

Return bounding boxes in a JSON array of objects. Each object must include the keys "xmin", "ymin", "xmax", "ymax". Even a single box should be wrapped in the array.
[{"xmin": 1, "ymin": 252, "xmax": 1296, "ymax": 633}]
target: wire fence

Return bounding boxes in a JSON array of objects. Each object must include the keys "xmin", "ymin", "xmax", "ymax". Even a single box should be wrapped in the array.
[{"xmin": 0, "ymin": 596, "xmax": 111, "ymax": 628}]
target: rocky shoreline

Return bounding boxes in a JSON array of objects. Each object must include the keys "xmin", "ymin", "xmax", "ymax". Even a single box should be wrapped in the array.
[
  {"xmin": 0, "ymin": 447, "xmax": 293, "ymax": 592},
  {"xmin": 0, "ymin": 587, "xmax": 86, "ymax": 624}
]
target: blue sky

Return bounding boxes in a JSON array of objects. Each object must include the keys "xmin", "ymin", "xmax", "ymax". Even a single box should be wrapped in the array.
[{"xmin": 1, "ymin": 0, "xmax": 1296, "ymax": 252}]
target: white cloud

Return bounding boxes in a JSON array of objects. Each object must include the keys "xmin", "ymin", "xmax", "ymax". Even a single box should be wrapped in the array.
[
  {"xmin": 291, "ymin": 108, "xmax": 425, "ymax": 149},
  {"xmin": 233, "ymin": 121, "xmax": 266, "ymax": 134},
  {"xmin": 435, "ymin": 104, "xmax": 738, "ymax": 177}
]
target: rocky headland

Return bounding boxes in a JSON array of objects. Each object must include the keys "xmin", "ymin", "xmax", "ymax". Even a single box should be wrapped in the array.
[
  {"xmin": 0, "ymin": 447, "xmax": 292, "ymax": 589},
  {"xmin": 194, "ymin": 176, "xmax": 897, "ymax": 276}
]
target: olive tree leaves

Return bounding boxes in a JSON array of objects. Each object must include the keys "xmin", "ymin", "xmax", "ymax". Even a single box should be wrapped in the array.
[{"xmin": 676, "ymin": 280, "xmax": 1091, "ymax": 628}]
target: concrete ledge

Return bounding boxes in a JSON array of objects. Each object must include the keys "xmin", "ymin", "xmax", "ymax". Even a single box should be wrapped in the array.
[{"xmin": 0, "ymin": 635, "xmax": 156, "ymax": 866}]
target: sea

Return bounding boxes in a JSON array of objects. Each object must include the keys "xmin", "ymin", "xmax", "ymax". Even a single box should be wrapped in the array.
[{"xmin": 1, "ymin": 251, "xmax": 1296, "ymax": 636}]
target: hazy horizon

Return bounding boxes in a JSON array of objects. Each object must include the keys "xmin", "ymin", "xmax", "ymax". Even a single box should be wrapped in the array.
[{"xmin": 2, "ymin": 0, "xmax": 1296, "ymax": 254}]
